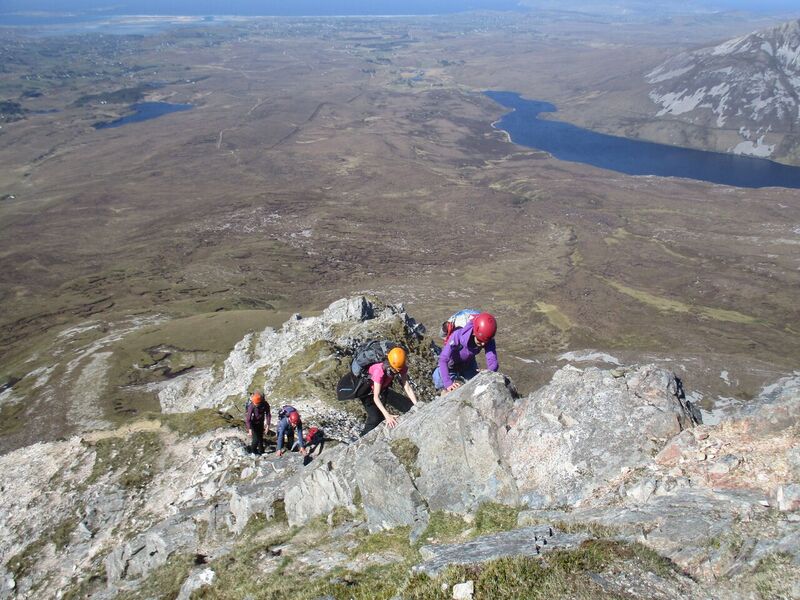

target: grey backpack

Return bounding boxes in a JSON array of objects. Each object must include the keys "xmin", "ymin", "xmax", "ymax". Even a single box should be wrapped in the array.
[{"xmin": 350, "ymin": 340, "xmax": 399, "ymax": 378}]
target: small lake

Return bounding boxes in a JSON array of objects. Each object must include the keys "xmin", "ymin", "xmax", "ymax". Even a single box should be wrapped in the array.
[
  {"xmin": 485, "ymin": 91, "xmax": 800, "ymax": 189},
  {"xmin": 94, "ymin": 102, "xmax": 193, "ymax": 130}
]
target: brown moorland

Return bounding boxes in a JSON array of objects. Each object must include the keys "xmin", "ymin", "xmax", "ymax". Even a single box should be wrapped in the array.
[{"xmin": 0, "ymin": 14, "xmax": 798, "ymax": 452}]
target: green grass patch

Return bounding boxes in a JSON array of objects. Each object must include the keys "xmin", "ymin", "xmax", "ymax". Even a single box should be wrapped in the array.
[
  {"xmin": 0, "ymin": 400, "xmax": 26, "ymax": 437},
  {"xmin": 601, "ymin": 278, "xmax": 759, "ymax": 324},
  {"xmin": 351, "ymin": 526, "xmax": 418, "ymax": 563},
  {"xmin": 190, "ymin": 525, "xmax": 298, "ymax": 600},
  {"xmin": 60, "ymin": 564, "xmax": 107, "ymax": 600},
  {"xmin": 52, "ymin": 516, "xmax": 80, "ymax": 551},
  {"xmin": 158, "ymin": 409, "xmax": 241, "ymax": 437},
  {"xmin": 535, "ymin": 302, "xmax": 572, "ymax": 332},
  {"xmin": 87, "ymin": 431, "xmax": 162, "ymax": 489},
  {"xmin": 400, "ymin": 539, "xmax": 678, "ymax": 600},
  {"xmin": 390, "ymin": 438, "xmax": 421, "ymax": 479},
  {"xmin": 474, "ymin": 502, "xmax": 521, "ymax": 536},
  {"xmin": 549, "ymin": 520, "xmax": 619, "ymax": 539},
  {"xmin": 272, "ymin": 499, "xmax": 288, "ymax": 524},
  {"xmin": 417, "ymin": 511, "xmax": 470, "ymax": 545},
  {"xmin": 268, "ymin": 340, "xmax": 346, "ymax": 402},
  {"xmin": 752, "ymin": 552, "xmax": 794, "ymax": 599}
]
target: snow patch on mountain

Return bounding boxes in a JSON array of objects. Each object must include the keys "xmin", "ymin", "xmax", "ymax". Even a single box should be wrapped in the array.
[{"xmin": 646, "ymin": 19, "xmax": 800, "ymax": 159}]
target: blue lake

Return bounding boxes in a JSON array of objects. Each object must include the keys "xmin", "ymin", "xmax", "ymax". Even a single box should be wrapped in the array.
[
  {"xmin": 485, "ymin": 91, "xmax": 800, "ymax": 189},
  {"xmin": 94, "ymin": 102, "xmax": 193, "ymax": 130}
]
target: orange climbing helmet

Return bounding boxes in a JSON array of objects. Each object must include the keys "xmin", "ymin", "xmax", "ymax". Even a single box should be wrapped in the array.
[
  {"xmin": 387, "ymin": 347, "xmax": 407, "ymax": 371},
  {"xmin": 472, "ymin": 313, "xmax": 497, "ymax": 344},
  {"xmin": 251, "ymin": 392, "xmax": 264, "ymax": 405}
]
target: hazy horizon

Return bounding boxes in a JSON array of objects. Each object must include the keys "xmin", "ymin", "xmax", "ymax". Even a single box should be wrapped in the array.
[{"xmin": 2, "ymin": 0, "xmax": 799, "ymax": 16}]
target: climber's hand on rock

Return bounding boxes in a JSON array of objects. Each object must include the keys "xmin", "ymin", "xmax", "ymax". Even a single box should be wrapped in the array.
[
  {"xmin": 384, "ymin": 415, "xmax": 398, "ymax": 429},
  {"xmin": 446, "ymin": 382, "xmax": 461, "ymax": 393}
]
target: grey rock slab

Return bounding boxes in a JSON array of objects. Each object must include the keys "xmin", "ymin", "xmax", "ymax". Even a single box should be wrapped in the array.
[
  {"xmin": 105, "ymin": 515, "xmax": 198, "ymax": 583},
  {"xmin": 736, "ymin": 374, "xmax": 800, "ymax": 434},
  {"xmin": 354, "ymin": 440, "xmax": 429, "ymax": 540},
  {"xmin": 284, "ymin": 443, "xmax": 360, "ymax": 527},
  {"xmin": 395, "ymin": 372, "xmax": 519, "ymax": 514},
  {"xmin": 228, "ymin": 481, "xmax": 281, "ymax": 533},
  {"xmin": 538, "ymin": 488, "xmax": 768, "ymax": 581},
  {"xmin": 587, "ymin": 568, "xmax": 707, "ymax": 600},
  {"xmin": 776, "ymin": 484, "xmax": 800, "ymax": 512},
  {"xmin": 293, "ymin": 549, "xmax": 350, "ymax": 575},
  {"xmin": 413, "ymin": 526, "xmax": 590, "ymax": 576},
  {"xmin": 502, "ymin": 364, "xmax": 696, "ymax": 508}
]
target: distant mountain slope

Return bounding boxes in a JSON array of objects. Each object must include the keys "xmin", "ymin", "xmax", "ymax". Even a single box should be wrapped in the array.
[{"xmin": 646, "ymin": 19, "xmax": 800, "ymax": 159}]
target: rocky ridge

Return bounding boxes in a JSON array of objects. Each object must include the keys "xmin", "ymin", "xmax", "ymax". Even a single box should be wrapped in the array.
[
  {"xmin": 0, "ymin": 297, "xmax": 797, "ymax": 599},
  {"xmin": 647, "ymin": 19, "xmax": 800, "ymax": 160}
]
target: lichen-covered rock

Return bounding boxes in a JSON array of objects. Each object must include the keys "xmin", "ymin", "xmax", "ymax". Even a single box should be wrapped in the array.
[
  {"xmin": 3, "ymin": 299, "xmax": 797, "ymax": 600},
  {"xmin": 502, "ymin": 364, "xmax": 696, "ymax": 508}
]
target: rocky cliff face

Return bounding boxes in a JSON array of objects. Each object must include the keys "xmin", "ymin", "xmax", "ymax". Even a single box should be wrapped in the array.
[
  {"xmin": 647, "ymin": 19, "xmax": 800, "ymax": 160},
  {"xmin": 0, "ymin": 297, "xmax": 797, "ymax": 599}
]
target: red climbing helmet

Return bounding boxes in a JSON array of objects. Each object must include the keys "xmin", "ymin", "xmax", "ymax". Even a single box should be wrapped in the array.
[
  {"xmin": 472, "ymin": 312, "xmax": 497, "ymax": 344},
  {"xmin": 288, "ymin": 411, "xmax": 300, "ymax": 426}
]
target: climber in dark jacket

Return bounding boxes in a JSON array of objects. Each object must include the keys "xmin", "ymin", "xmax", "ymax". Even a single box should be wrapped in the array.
[
  {"xmin": 245, "ymin": 392, "xmax": 271, "ymax": 455},
  {"xmin": 276, "ymin": 405, "xmax": 307, "ymax": 457}
]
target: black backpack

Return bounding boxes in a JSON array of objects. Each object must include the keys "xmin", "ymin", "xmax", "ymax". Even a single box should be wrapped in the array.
[{"xmin": 336, "ymin": 371, "xmax": 373, "ymax": 401}]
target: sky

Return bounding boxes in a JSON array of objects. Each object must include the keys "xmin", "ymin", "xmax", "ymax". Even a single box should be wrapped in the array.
[{"xmin": 0, "ymin": 0, "xmax": 797, "ymax": 16}]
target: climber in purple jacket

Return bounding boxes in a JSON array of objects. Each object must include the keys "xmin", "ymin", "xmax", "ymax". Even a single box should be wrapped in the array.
[{"xmin": 433, "ymin": 312, "xmax": 498, "ymax": 394}]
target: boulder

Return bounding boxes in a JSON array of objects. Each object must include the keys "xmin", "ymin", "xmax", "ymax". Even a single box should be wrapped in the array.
[
  {"xmin": 177, "ymin": 568, "xmax": 215, "ymax": 600},
  {"xmin": 519, "ymin": 487, "xmax": 768, "ymax": 580},
  {"xmin": 151, "ymin": 296, "xmax": 409, "ymax": 413},
  {"xmin": 414, "ymin": 525, "xmax": 589, "ymax": 576},
  {"xmin": 393, "ymin": 373, "xmax": 519, "ymax": 514},
  {"xmin": 354, "ymin": 440, "xmax": 429, "ymax": 540},
  {"xmin": 737, "ymin": 373, "xmax": 800, "ymax": 434},
  {"xmin": 502, "ymin": 364, "xmax": 697, "ymax": 508},
  {"xmin": 228, "ymin": 482, "xmax": 281, "ymax": 533},
  {"xmin": 105, "ymin": 515, "xmax": 198, "ymax": 583},
  {"xmin": 284, "ymin": 443, "xmax": 361, "ymax": 527},
  {"xmin": 776, "ymin": 484, "xmax": 800, "ymax": 512}
]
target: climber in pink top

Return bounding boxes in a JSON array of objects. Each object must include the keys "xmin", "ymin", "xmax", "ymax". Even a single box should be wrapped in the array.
[{"xmin": 361, "ymin": 347, "xmax": 418, "ymax": 436}]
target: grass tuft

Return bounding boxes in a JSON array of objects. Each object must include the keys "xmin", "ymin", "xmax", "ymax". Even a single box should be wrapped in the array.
[
  {"xmin": 390, "ymin": 438, "xmax": 421, "ymax": 479},
  {"xmin": 158, "ymin": 409, "xmax": 240, "ymax": 437},
  {"xmin": 474, "ymin": 502, "xmax": 520, "ymax": 536},
  {"xmin": 87, "ymin": 430, "xmax": 162, "ymax": 489}
]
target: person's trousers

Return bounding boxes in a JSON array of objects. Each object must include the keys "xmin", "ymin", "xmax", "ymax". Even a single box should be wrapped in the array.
[
  {"xmin": 250, "ymin": 425, "xmax": 265, "ymax": 455},
  {"xmin": 432, "ymin": 358, "xmax": 479, "ymax": 390},
  {"xmin": 360, "ymin": 388, "xmax": 414, "ymax": 437}
]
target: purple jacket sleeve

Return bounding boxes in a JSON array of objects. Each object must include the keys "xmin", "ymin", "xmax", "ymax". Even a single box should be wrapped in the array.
[
  {"xmin": 485, "ymin": 339, "xmax": 498, "ymax": 372},
  {"xmin": 245, "ymin": 404, "xmax": 254, "ymax": 429},
  {"xmin": 265, "ymin": 404, "xmax": 271, "ymax": 431},
  {"xmin": 438, "ymin": 341, "xmax": 455, "ymax": 389}
]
